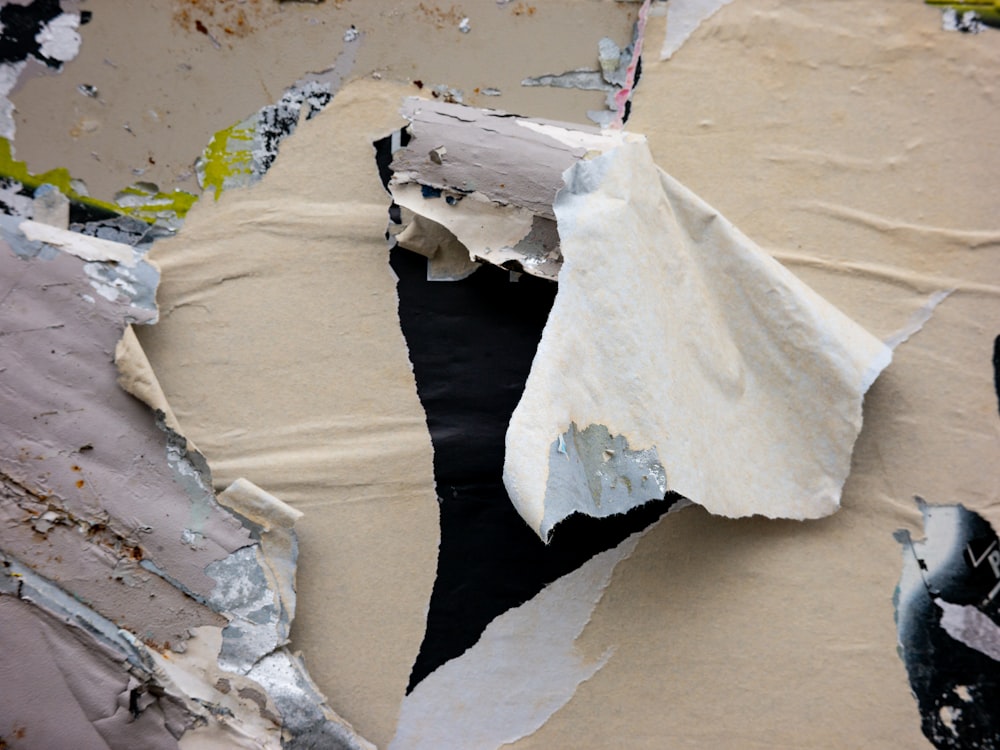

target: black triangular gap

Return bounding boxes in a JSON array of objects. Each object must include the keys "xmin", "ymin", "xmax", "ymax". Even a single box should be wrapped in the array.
[{"xmin": 390, "ymin": 245, "xmax": 677, "ymax": 691}]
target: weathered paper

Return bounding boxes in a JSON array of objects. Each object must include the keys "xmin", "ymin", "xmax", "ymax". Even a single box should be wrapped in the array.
[
  {"xmin": 5, "ymin": 0, "xmax": 996, "ymax": 746},
  {"xmin": 391, "ymin": 101, "xmax": 892, "ymax": 540},
  {"xmin": 504, "ymin": 139, "xmax": 890, "ymax": 540},
  {"xmin": 390, "ymin": 527, "xmax": 647, "ymax": 749},
  {"xmin": 389, "ymin": 98, "xmax": 631, "ymax": 282},
  {"xmin": 508, "ymin": 2, "xmax": 999, "ymax": 747},
  {"xmin": 0, "ymin": 225, "xmax": 371, "ymax": 748},
  {"xmin": 136, "ymin": 80, "xmax": 440, "ymax": 747}
]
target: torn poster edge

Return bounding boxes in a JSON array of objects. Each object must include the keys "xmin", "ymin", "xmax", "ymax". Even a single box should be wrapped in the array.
[
  {"xmin": 0, "ymin": 222, "xmax": 374, "ymax": 749},
  {"xmin": 389, "ymin": 525, "xmax": 649, "ymax": 749}
]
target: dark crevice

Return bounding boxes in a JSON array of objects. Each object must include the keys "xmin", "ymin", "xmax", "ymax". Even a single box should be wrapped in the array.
[{"xmin": 390, "ymin": 244, "xmax": 675, "ymax": 691}]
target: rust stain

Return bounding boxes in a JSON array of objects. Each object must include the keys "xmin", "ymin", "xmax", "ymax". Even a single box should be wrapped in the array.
[
  {"xmin": 416, "ymin": 2, "xmax": 466, "ymax": 29},
  {"xmin": 173, "ymin": 0, "xmax": 268, "ymax": 41}
]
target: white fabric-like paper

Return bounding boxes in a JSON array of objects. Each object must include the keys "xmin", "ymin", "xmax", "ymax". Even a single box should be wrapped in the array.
[{"xmin": 504, "ymin": 140, "xmax": 892, "ymax": 540}]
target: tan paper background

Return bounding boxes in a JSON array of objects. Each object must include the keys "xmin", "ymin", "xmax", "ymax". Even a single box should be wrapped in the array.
[
  {"xmin": 511, "ymin": 3, "xmax": 999, "ymax": 747},
  {"xmin": 8, "ymin": 1, "xmax": 999, "ymax": 746}
]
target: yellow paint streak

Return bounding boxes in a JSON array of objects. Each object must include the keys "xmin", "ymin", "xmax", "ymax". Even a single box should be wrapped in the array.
[
  {"xmin": 199, "ymin": 122, "xmax": 255, "ymax": 200},
  {"xmin": 0, "ymin": 138, "xmax": 198, "ymax": 222}
]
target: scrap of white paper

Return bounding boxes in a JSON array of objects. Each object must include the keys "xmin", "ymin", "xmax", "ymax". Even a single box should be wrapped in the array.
[
  {"xmin": 661, "ymin": 0, "xmax": 734, "ymax": 60},
  {"xmin": 504, "ymin": 140, "xmax": 891, "ymax": 539},
  {"xmin": 389, "ymin": 528, "xmax": 646, "ymax": 749}
]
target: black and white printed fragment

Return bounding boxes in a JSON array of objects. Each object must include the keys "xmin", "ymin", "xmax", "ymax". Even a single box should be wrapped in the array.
[
  {"xmin": 0, "ymin": 0, "xmax": 84, "ymax": 139},
  {"xmin": 895, "ymin": 340, "xmax": 1000, "ymax": 748},
  {"xmin": 373, "ymin": 131, "xmax": 677, "ymax": 690},
  {"xmin": 895, "ymin": 500, "xmax": 1000, "ymax": 748}
]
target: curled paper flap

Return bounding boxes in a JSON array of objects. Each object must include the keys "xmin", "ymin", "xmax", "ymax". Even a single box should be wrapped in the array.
[{"xmin": 503, "ymin": 140, "xmax": 891, "ymax": 540}]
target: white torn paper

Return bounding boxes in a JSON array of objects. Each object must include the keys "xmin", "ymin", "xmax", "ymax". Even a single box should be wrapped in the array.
[
  {"xmin": 19, "ymin": 218, "xmax": 137, "ymax": 267},
  {"xmin": 661, "ymin": 0, "xmax": 734, "ymax": 60},
  {"xmin": 389, "ymin": 528, "xmax": 646, "ymax": 749},
  {"xmin": 883, "ymin": 289, "xmax": 954, "ymax": 349},
  {"xmin": 504, "ymin": 140, "xmax": 892, "ymax": 540},
  {"xmin": 35, "ymin": 12, "xmax": 82, "ymax": 63}
]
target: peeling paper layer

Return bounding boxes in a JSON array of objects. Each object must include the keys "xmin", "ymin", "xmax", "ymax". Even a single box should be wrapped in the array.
[
  {"xmin": 390, "ymin": 527, "xmax": 646, "ymax": 749},
  {"xmin": 390, "ymin": 98, "xmax": 634, "ymax": 281},
  {"xmin": 505, "ymin": 140, "xmax": 891, "ymax": 539},
  {"xmin": 895, "ymin": 499, "xmax": 1000, "ymax": 747},
  {"xmin": 136, "ymin": 80, "xmax": 440, "ymax": 747},
  {"xmin": 660, "ymin": 0, "xmax": 734, "ymax": 60},
  {"xmin": 0, "ymin": 224, "xmax": 371, "ymax": 748}
]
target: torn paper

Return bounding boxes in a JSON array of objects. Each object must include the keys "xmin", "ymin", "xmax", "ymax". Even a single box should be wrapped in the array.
[
  {"xmin": 390, "ymin": 527, "xmax": 646, "ymax": 749},
  {"xmin": 388, "ymin": 100, "xmax": 891, "ymax": 540},
  {"xmin": 388, "ymin": 227, "xmax": 679, "ymax": 691},
  {"xmin": 0, "ymin": 221, "xmax": 372, "ymax": 749},
  {"xmin": 389, "ymin": 98, "xmax": 634, "ymax": 281},
  {"xmin": 504, "ymin": 139, "xmax": 890, "ymax": 539},
  {"xmin": 521, "ymin": 0, "xmax": 649, "ymax": 127},
  {"xmin": 895, "ymin": 499, "xmax": 1000, "ymax": 748},
  {"xmin": 137, "ymin": 79, "xmax": 439, "ymax": 747},
  {"xmin": 19, "ymin": 217, "xmax": 137, "ymax": 266},
  {"xmin": 660, "ymin": 0, "xmax": 735, "ymax": 60},
  {"xmin": 195, "ymin": 49, "xmax": 360, "ymax": 199},
  {"xmin": 0, "ymin": 138, "xmax": 197, "ymax": 231}
]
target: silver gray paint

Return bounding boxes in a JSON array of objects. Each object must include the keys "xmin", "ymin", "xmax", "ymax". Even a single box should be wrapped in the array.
[{"xmin": 541, "ymin": 422, "xmax": 667, "ymax": 541}]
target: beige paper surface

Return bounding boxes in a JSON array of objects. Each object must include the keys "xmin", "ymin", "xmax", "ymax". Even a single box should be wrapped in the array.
[
  {"xmin": 9, "ymin": 1, "xmax": 639, "ymax": 203},
  {"xmin": 136, "ymin": 79, "xmax": 439, "ymax": 747},
  {"xmin": 8, "ymin": 0, "xmax": 998, "ymax": 746},
  {"xmin": 508, "ymin": 2, "xmax": 999, "ymax": 747}
]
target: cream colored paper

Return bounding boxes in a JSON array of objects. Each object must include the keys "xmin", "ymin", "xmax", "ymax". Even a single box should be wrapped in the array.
[
  {"xmin": 509, "ymin": 2, "xmax": 999, "ymax": 747},
  {"xmin": 9, "ymin": 0, "xmax": 997, "ymax": 745},
  {"xmin": 505, "ymin": 138, "xmax": 891, "ymax": 540},
  {"xmin": 136, "ymin": 80, "xmax": 439, "ymax": 748},
  {"xmin": 390, "ymin": 528, "xmax": 646, "ymax": 749}
]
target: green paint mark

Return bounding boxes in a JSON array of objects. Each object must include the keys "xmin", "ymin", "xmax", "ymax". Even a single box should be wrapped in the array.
[
  {"xmin": 0, "ymin": 138, "xmax": 198, "ymax": 223},
  {"xmin": 198, "ymin": 122, "xmax": 256, "ymax": 200}
]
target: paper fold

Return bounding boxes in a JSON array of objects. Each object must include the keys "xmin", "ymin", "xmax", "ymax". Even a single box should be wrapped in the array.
[{"xmin": 503, "ymin": 139, "xmax": 891, "ymax": 539}]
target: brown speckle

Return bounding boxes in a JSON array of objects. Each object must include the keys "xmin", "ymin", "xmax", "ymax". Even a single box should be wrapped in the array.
[
  {"xmin": 75, "ymin": 479, "xmax": 85, "ymax": 488},
  {"xmin": 416, "ymin": 3, "xmax": 466, "ymax": 29}
]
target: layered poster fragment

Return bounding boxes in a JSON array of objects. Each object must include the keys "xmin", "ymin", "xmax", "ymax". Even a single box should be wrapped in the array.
[
  {"xmin": 896, "ymin": 500, "xmax": 1000, "ymax": 748},
  {"xmin": 0, "ymin": 220, "xmax": 371, "ymax": 749},
  {"xmin": 389, "ymin": 100, "xmax": 891, "ymax": 542}
]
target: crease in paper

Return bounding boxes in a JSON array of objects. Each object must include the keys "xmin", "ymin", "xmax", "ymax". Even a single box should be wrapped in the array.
[
  {"xmin": 504, "ymin": 139, "xmax": 891, "ymax": 539},
  {"xmin": 389, "ymin": 528, "xmax": 646, "ymax": 750}
]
